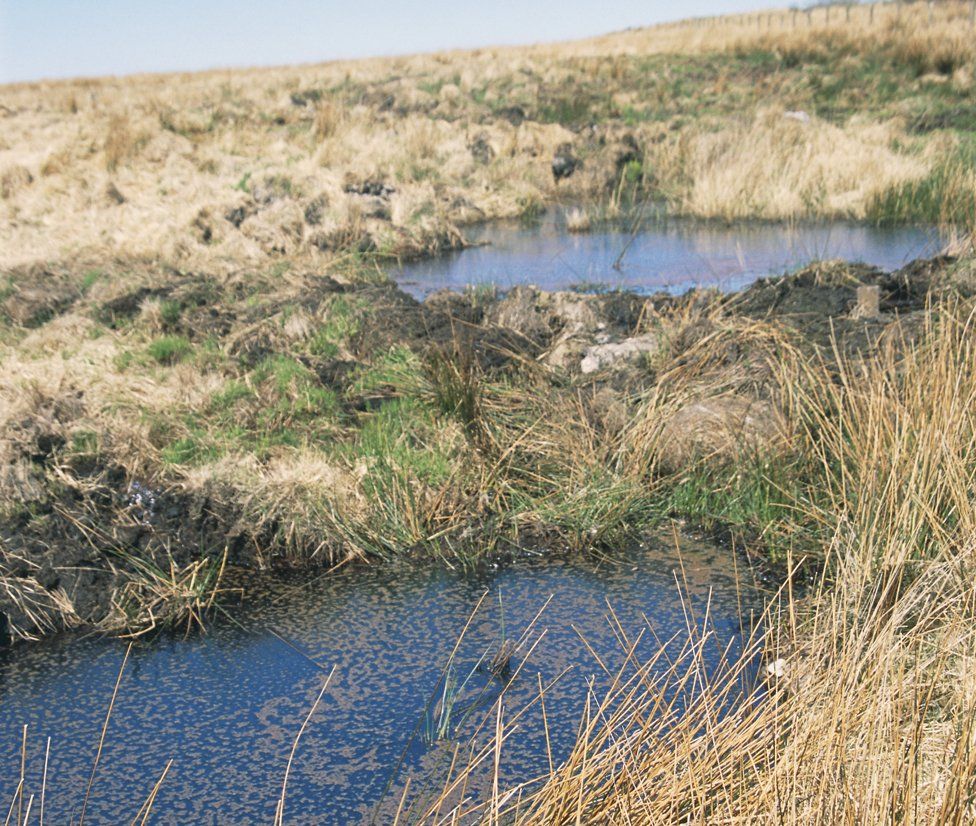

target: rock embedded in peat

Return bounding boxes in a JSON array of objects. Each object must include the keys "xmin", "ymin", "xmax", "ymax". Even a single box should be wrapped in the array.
[
  {"xmin": 551, "ymin": 143, "xmax": 580, "ymax": 182},
  {"xmin": 656, "ymin": 394, "xmax": 785, "ymax": 470},
  {"xmin": 580, "ymin": 334, "xmax": 661, "ymax": 374}
]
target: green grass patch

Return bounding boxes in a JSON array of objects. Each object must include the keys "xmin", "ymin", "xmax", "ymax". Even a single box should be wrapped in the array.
[
  {"xmin": 536, "ymin": 95, "xmax": 598, "ymax": 125},
  {"xmin": 0, "ymin": 276, "xmax": 15, "ymax": 305},
  {"xmin": 230, "ymin": 356, "xmax": 341, "ymax": 443},
  {"xmin": 868, "ymin": 139, "xmax": 976, "ymax": 228},
  {"xmin": 651, "ymin": 452, "xmax": 824, "ymax": 562},
  {"xmin": 113, "ymin": 350, "xmax": 135, "ymax": 371},
  {"xmin": 161, "ymin": 433, "xmax": 220, "ymax": 465},
  {"xmin": 69, "ymin": 429, "xmax": 100, "ymax": 457},
  {"xmin": 147, "ymin": 335, "xmax": 192, "ymax": 365},
  {"xmin": 80, "ymin": 269, "xmax": 103, "ymax": 294},
  {"xmin": 170, "ymin": 357, "xmax": 343, "ymax": 462},
  {"xmin": 418, "ymin": 79, "xmax": 445, "ymax": 96},
  {"xmin": 160, "ymin": 299, "xmax": 182, "ymax": 327},
  {"xmin": 209, "ymin": 379, "xmax": 254, "ymax": 411},
  {"xmin": 353, "ymin": 397, "xmax": 455, "ymax": 488},
  {"xmin": 348, "ymin": 345, "xmax": 423, "ymax": 396},
  {"xmin": 337, "ymin": 396, "xmax": 464, "ymax": 551},
  {"xmin": 307, "ymin": 296, "xmax": 364, "ymax": 358}
]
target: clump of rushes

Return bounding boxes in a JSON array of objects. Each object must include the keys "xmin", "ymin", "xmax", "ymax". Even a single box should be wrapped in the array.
[
  {"xmin": 161, "ymin": 431, "xmax": 218, "ymax": 466},
  {"xmin": 344, "ymin": 396, "xmax": 467, "ymax": 552},
  {"xmin": 565, "ymin": 207, "xmax": 592, "ymax": 233},
  {"xmin": 868, "ymin": 139, "xmax": 976, "ymax": 228},
  {"xmin": 107, "ymin": 551, "xmax": 228, "ymax": 637},
  {"xmin": 422, "ymin": 341, "xmax": 483, "ymax": 438},
  {"xmin": 414, "ymin": 300, "xmax": 976, "ymax": 824},
  {"xmin": 159, "ymin": 299, "xmax": 182, "ymax": 328},
  {"xmin": 146, "ymin": 334, "xmax": 192, "ymax": 364}
]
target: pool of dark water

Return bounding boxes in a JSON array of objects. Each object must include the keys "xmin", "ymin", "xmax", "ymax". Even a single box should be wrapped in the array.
[
  {"xmin": 394, "ymin": 212, "xmax": 940, "ymax": 298},
  {"xmin": 0, "ymin": 534, "xmax": 761, "ymax": 824}
]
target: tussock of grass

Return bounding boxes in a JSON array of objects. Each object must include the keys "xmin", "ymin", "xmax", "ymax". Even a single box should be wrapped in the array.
[
  {"xmin": 4, "ymin": 5, "xmax": 976, "ymax": 818},
  {"xmin": 669, "ymin": 109, "xmax": 929, "ymax": 221},
  {"xmin": 868, "ymin": 138, "xmax": 976, "ymax": 227},
  {"xmin": 146, "ymin": 334, "xmax": 192, "ymax": 364},
  {"xmin": 106, "ymin": 551, "xmax": 227, "ymax": 637},
  {"xmin": 412, "ymin": 299, "xmax": 976, "ymax": 824},
  {"xmin": 3, "ymin": 0, "xmax": 975, "ymax": 275}
]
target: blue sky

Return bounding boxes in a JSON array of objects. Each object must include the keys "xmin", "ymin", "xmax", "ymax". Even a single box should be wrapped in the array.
[{"xmin": 0, "ymin": 0, "xmax": 785, "ymax": 84}]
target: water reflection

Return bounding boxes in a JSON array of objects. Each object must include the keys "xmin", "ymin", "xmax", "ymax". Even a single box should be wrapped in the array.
[
  {"xmin": 394, "ymin": 213, "xmax": 940, "ymax": 298},
  {"xmin": 0, "ymin": 534, "xmax": 761, "ymax": 824}
]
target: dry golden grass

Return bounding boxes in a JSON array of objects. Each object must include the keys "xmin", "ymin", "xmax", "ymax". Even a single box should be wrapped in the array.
[
  {"xmin": 1, "ymin": 1, "xmax": 974, "ymax": 273},
  {"xmin": 564, "ymin": 207, "xmax": 591, "ymax": 233},
  {"xmin": 565, "ymin": 0, "xmax": 976, "ymax": 62},
  {"xmin": 2, "ymin": 3, "xmax": 976, "ymax": 816},
  {"xmin": 620, "ymin": 314, "xmax": 799, "ymax": 473},
  {"xmin": 0, "ymin": 63, "xmax": 566, "ymax": 271},
  {"xmin": 410, "ymin": 300, "xmax": 976, "ymax": 824},
  {"xmin": 671, "ymin": 111, "xmax": 930, "ymax": 221}
]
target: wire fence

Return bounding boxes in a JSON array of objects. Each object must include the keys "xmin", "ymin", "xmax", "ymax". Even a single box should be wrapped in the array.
[{"xmin": 668, "ymin": 0, "xmax": 976, "ymax": 31}]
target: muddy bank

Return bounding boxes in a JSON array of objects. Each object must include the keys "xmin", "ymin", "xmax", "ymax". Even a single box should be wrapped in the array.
[{"xmin": 1, "ymin": 253, "xmax": 974, "ymax": 643}]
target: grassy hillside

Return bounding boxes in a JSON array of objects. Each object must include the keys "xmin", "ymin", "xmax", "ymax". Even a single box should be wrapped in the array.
[
  {"xmin": 2, "ymin": 3, "xmax": 976, "ymax": 823},
  {"xmin": 1, "ymin": 1, "xmax": 975, "ymax": 274}
]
